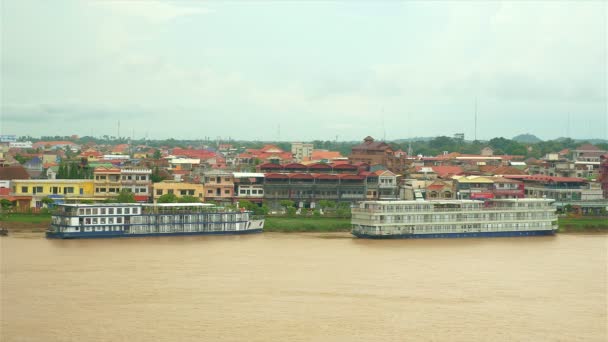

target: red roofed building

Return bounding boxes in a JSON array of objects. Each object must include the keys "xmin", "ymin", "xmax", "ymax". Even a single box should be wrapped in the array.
[
  {"xmin": 263, "ymin": 172, "xmax": 366, "ymax": 208},
  {"xmin": 310, "ymin": 150, "xmax": 344, "ymax": 163},
  {"xmin": 349, "ymin": 136, "xmax": 408, "ymax": 173},
  {"xmin": 237, "ymin": 145, "xmax": 293, "ymax": 165},
  {"xmin": 503, "ymin": 175, "xmax": 602, "ymax": 201},
  {"xmin": 171, "ymin": 148, "xmax": 216, "ymax": 160}
]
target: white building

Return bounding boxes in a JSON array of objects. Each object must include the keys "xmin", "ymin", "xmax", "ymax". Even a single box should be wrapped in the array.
[
  {"xmin": 9, "ymin": 141, "xmax": 33, "ymax": 149},
  {"xmin": 291, "ymin": 142, "xmax": 314, "ymax": 162}
]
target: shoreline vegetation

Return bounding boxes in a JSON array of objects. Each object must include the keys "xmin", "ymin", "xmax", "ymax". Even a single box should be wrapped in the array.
[{"xmin": 1, "ymin": 212, "xmax": 607, "ymax": 234}]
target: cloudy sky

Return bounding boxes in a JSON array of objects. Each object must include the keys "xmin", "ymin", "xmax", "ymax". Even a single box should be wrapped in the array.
[{"xmin": 1, "ymin": 0, "xmax": 606, "ymax": 141}]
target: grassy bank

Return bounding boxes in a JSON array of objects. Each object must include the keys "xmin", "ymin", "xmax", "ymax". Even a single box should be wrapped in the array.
[
  {"xmin": 263, "ymin": 216, "xmax": 351, "ymax": 232},
  {"xmin": 557, "ymin": 216, "xmax": 608, "ymax": 233},
  {"xmin": 0, "ymin": 212, "xmax": 52, "ymax": 224},
  {"xmin": 1, "ymin": 212, "xmax": 605, "ymax": 234}
]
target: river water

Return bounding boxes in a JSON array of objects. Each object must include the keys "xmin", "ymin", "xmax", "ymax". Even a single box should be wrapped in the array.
[{"xmin": 1, "ymin": 232, "xmax": 606, "ymax": 341}]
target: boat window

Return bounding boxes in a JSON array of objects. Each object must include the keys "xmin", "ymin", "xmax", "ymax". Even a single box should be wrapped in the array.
[
  {"xmin": 100, "ymin": 208, "xmax": 106, "ymax": 215},
  {"xmin": 124, "ymin": 208, "xmax": 130, "ymax": 214},
  {"xmin": 86, "ymin": 208, "xmax": 92, "ymax": 215},
  {"xmin": 92, "ymin": 208, "xmax": 98, "ymax": 215},
  {"xmin": 117, "ymin": 217, "xmax": 123, "ymax": 224},
  {"xmin": 79, "ymin": 209, "xmax": 84, "ymax": 215},
  {"xmin": 117, "ymin": 208, "xmax": 122, "ymax": 214},
  {"xmin": 132, "ymin": 208, "xmax": 139, "ymax": 215},
  {"xmin": 109, "ymin": 208, "xmax": 114, "ymax": 215}
]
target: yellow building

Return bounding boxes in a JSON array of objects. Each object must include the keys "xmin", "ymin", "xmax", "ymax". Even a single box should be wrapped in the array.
[
  {"xmin": 11, "ymin": 179, "xmax": 95, "ymax": 208},
  {"xmin": 153, "ymin": 181, "xmax": 205, "ymax": 203}
]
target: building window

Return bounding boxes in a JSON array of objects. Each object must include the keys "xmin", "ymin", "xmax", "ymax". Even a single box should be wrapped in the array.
[
  {"xmin": 156, "ymin": 189, "xmax": 163, "ymax": 195},
  {"xmin": 207, "ymin": 190, "xmax": 213, "ymax": 194},
  {"xmin": 180, "ymin": 190, "xmax": 187, "ymax": 196},
  {"xmin": 21, "ymin": 186, "xmax": 28, "ymax": 193},
  {"xmin": 188, "ymin": 190, "xmax": 194, "ymax": 195},
  {"xmin": 224, "ymin": 190, "xmax": 230, "ymax": 194},
  {"xmin": 168, "ymin": 189, "xmax": 174, "ymax": 194},
  {"xmin": 64, "ymin": 187, "xmax": 74, "ymax": 194}
]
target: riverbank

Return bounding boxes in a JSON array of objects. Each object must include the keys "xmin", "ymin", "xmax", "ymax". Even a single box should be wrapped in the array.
[
  {"xmin": 556, "ymin": 216, "xmax": 608, "ymax": 233},
  {"xmin": 263, "ymin": 216, "xmax": 351, "ymax": 232},
  {"xmin": 1, "ymin": 213, "xmax": 606, "ymax": 233}
]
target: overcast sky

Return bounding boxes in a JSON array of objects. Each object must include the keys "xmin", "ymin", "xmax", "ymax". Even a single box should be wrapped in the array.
[{"xmin": 1, "ymin": 0, "xmax": 606, "ymax": 141}]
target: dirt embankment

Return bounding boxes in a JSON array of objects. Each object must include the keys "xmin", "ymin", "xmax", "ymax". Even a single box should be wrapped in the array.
[{"xmin": 1, "ymin": 222, "xmax": 49, "ymax": 232}]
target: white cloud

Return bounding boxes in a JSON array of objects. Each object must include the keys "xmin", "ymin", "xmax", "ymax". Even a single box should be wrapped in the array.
[{"xmin": 92, "ymin": 0, "xmax": 211, "ymax": 23}]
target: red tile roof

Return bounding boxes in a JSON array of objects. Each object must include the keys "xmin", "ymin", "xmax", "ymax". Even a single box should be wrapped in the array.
[
  {"xmin": 171, "ymin": 148, "xmax": 216, "ymax": 159},
  {"xmin": 311, "ymin": 150, "xmax": 343, "ymax": 160},
  {"xmin": 0, "ymin": 166, "xmax": 30, "ymax": 180}
]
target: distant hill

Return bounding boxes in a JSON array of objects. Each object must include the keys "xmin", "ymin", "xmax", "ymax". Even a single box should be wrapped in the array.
[{"xmin": 513, "ymin": 134, "xmax": 542, "ymax": 143}]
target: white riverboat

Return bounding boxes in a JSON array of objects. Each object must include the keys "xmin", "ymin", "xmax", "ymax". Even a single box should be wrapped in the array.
[
  {"xmin": 351, "ymin": 198, "xmax": 557, "ymax": 239},
  {"xmin": 47, "ymin": 203, "xmax": 264, "ymax": 239}
]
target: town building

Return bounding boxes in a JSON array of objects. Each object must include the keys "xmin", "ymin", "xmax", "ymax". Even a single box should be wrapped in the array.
[
  {"xmin": 364, "ymin": 169, "xmax": 399, "ymax": 200},
  {"xmin": 263, "ymin": 173, "xmax": 366, "ymax": 209},
  {"xmin": 202, "ymin": 169, "xmax": 234, "ymax": 203},
  {"xmin": 152, "ymin": 181, "xmax": 205, "ymax": 203},
  {"xmin": 233, "ymin": 172, "xmax": 265, "ymax": 203},
  {"xmin": 94, "ymin": 167, "xmax": 152, "ymax": 202},
  {"xmin": 10, "ymin": 179, "xmax": 95, "ymax": 208},
  {"xmin": 349, "ymin": 136, "xmax": 408, "ymax": 173},
  {"xmin": 291, "ymin": 142, "xmax": 314, "ymax": 162}
]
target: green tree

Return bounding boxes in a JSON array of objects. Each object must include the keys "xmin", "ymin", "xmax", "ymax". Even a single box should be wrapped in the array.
[
  {"xmin": 0, "ymin": 199, "xmax": 14, "ymax": 210},
  {"xmin": 116, "ymin": 190, "xmax": 136, "ymax": 203},
  {"xmin": 14, "ymin": 154, "xmax": 28, "ymax": 164},
  {"xmin": 157, "ymin": 193, "xmax": 178, "ymax": 203},
  {"xmin": 151, "ymin": 167, "xmax": 165, "ymax": 183},
  {"xmin": 177, "ymin": 195, "xmax": 200, "ymax": 203},
  {"xmin": 153, "ymin": 149, "xmax": 162, "ymax": 159},
  {"xmin": 318, "ymin": 200, "xmax": 336, "ymax": 209},
  {"xmin": 279, "ymin": 200, "xmax": 295, "ymax": 209},
  {"xmin": 41, "ymin": 197, "xmax": 55, "ymax": 208}
]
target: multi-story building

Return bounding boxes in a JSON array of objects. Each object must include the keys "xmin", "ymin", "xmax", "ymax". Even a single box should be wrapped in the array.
[
  {"xmin": 10, "ymin": 179, "xmax": 95, "ymax": 208},
  {"xmin": 233, "ymin": 172, "xmax": 265, "ymax": 204},
  {"xmin": 202, "ymin": 170, "xmax": 234, "ymax": 203},
  {"xmin": 152, "ymin": 181, "xmax": 205, "ymax": 203},
  {"xmin": 291, "ymin": 142, "xmax": 314, "ymax": 162},
  {"xmin": 94, "ymin": 167, "xmax": 152, "ymax": 202},
  {"xmin": 120, "ymin": 168, "xmax": 152, "ymax": 201},
  {"xmin": 263, "ymin": 173, "xmax": 366, "ymax": 208},
  {"xmin": 491, "ymin": 177, "xmax": 525, "ymax": 199},
  {"xmin": 453, "ymin": 176, "xmax": 495, "ymax": 200},
  {"xmin": 513, "ymin": 175, "xmax": 603, "ymax": 202},
  {"xmin": 349, "ymin": 136, "xmax": 408, "ymax": 173},
  {"xmin": 364, "ymin": 170, "xmax": 399, "ymax": 200},
  {"xmin": 94, "ymin": 167, "xmax": 122, "ymax": 198}
]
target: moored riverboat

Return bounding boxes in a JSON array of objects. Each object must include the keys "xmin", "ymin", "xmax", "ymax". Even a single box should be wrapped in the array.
[
  {"xmin": 46, "ymin": 203, "xmax": 264, "ymax": 239},
  {"xmin": 351, "ymin": 198, "xmax": 557, "ymax": 239}
]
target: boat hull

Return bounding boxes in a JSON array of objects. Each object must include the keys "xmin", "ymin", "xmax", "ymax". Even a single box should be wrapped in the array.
[
  {"xmin": 351, "ymin": 229, "xmax": 557, "ymax": 239},
  {"xmin": 46, "ymin": 228, "xmax": 263, "ymax": 239}
]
